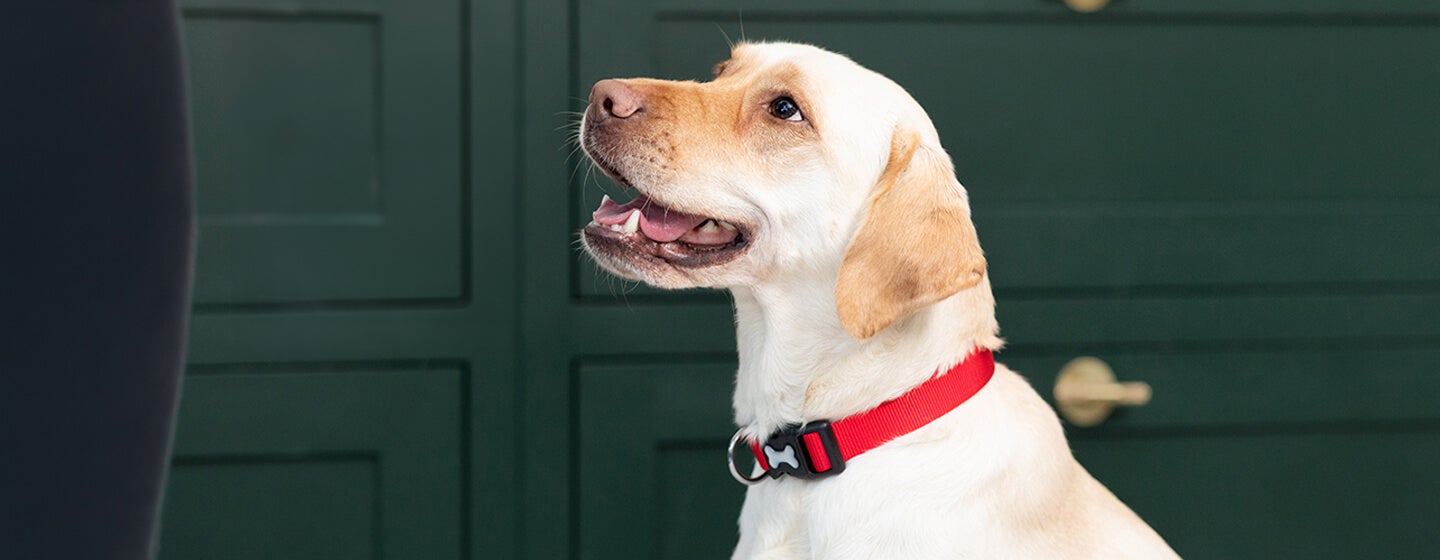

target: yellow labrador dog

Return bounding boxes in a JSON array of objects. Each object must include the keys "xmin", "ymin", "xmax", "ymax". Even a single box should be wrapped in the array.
[{"xmin": 580, "ymin": 42, "xmax": 1179, "ymax": 559}]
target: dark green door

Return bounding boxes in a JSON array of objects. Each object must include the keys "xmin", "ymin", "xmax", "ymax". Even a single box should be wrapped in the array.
[
  {"xmin": 162, "ymin": 0, "xmax": 1439, "ymax": 558},
  {"xmin": 529, "ymin": 1, "xmax": 1440, "ymax": 559},
  {"xmin": 160, "ymin": 0, "xmax": 519, "ymax": 558}
]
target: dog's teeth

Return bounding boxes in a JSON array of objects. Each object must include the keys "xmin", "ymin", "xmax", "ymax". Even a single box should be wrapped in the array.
[
  {"xmin": 609, "ymin": 224, "xmax": 622, "ymax": 232},
  {"xmin": 697, "ymin": 220, "xmax": 719, "ymax": 233},
  {"xmin": 717, "ymin": 221, "xmax": 736, "ymax": 231},
  {"xmin": 601, "ymin": 194, "xmax": 612, "ymax": 205},
  {"xmin": 623, "ymin": 209, "xmax": 641, "ymax": 234}
]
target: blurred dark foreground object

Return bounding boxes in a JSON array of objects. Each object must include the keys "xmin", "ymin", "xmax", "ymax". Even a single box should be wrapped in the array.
[{"xmin": 0, "ymin": 1, "xmax": 195, "ymax": 558}]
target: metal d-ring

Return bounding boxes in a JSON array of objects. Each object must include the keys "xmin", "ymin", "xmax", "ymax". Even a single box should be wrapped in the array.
[{"xmin": 727, "ymin": 429, "xmax": 766, "ymax": 485}]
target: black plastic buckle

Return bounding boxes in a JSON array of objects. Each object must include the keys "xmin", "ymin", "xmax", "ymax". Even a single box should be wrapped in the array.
[{"xmin": 759, "ymin": 421, "xmax": 846, "ymax": 480}]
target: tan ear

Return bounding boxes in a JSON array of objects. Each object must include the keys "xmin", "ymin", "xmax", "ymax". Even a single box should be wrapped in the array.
[{"xmin": 835, "ymin": 129, "xmax": 987, "ymax": 340}]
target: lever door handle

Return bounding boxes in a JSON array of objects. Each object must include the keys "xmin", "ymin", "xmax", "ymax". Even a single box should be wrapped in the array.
[
  {"xmin": 1053, "ymin": 357, "xmax": 1151, "ymax": 427},
  {"xmin": 1062, "ymin": 0, "xmax": 1111, "ymax": 13}
]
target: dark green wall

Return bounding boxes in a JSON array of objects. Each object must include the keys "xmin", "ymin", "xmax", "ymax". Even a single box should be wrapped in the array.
[{"xmin": 164, "ymin": 1, "xmax": 1440, "ymax": 558}]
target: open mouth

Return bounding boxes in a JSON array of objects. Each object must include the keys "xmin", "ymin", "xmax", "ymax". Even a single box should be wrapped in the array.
[{"xmin": 583, "ymin": 193, "xmax": 750, "ymax": 268}]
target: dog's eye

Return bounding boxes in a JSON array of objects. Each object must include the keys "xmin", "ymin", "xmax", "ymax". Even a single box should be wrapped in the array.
[{"xmin": 768, "ymin": 97, "xmax": 803, "ymax": 122}]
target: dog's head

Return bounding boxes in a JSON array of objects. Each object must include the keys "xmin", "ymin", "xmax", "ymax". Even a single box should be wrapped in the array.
[{"xmin": 580, "ymin": 42, "xmax": 986, "ymax": 340}]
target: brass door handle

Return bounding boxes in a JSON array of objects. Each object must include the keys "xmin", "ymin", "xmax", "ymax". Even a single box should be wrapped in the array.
[
  {"xmin": 1053, "ymin": 357, "xmax": 1151, "ymax": 427},
  {"xmin": 1063, "ymin": 0, "xmax": 1111, "ymax": 13}
]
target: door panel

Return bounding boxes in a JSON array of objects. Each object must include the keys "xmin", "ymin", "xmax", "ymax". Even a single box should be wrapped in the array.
[
  {"xmin": 164, "ymin": 0, "xmax": 515, "ymax": 558},
  {"xmin": 183, "ymin": 0, "xmax": 462, "ymax": 304},
  {"xmin": 159, "ymin": 368, "xmax": 462, "ymax": 560},
  {"xmin": 1076, "ymin": 433, "xmax": 1440, "ymax": 558},
  {"xmin": 1007, "ymin": 349, "xmax": 1440, "ymax": 557},
  {"xmin": 164, "ymin": 460, "xmax": 378, "ymax": 559},
  {"xmin": 578, "ymin": 360, "xmax": 742, "ymax": 560}
]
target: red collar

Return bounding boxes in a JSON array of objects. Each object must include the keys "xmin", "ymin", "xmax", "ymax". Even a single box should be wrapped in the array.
[{"xmin": 729, "ymin": 349, "xmax": 996, "ymax": 483}]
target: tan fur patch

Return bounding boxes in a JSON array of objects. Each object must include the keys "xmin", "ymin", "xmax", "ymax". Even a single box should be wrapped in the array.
[
  {"xmin": 835, "ymin": 130, "xmax": 988, "ymax": 340},
  {"xmin": 592, "ymin": 53, "xmax": 819, "ymax": 215}
]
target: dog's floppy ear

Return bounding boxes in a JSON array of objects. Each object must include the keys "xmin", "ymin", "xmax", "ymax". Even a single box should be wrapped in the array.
[{"xmin": 835, "ymin": 129, "xmax": 987, "ymax": 340}]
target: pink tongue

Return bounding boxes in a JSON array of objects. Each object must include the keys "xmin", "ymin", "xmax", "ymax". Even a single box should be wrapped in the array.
[
  {"xmin": 638, "ymin": 203, "xmax": 709, "ymax": 242},
  {"xmin": 591, "ymin": 195, "xmax": 634, "ymax": 224},
  {"xmin": 591, "ymin": 194, "xmax": 711, "ymax": 242}
]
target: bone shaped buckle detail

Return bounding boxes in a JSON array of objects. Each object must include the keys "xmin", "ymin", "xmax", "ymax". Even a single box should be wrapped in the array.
[
  {"xmin": 763, "ymin": 421, "xmax": 846, "ymax": 480},
  {"xmin": 764, "ymin": 444, "xmax": 799, "ymax": 470},
  {"xmin": 727, "ymin": 422, "xmax": 847, "ymax": 485}
]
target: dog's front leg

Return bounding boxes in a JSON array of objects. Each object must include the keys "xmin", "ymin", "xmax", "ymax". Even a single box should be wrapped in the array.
[{"xmin": 732, "ymin": 482, "xmax": 809, "ymax": 560}]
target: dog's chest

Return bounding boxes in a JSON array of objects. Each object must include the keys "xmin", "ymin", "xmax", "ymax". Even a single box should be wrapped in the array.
[
  {"xmin": 741, "ymin": 473, "xmax": 1034, "ymax": 559},
  {"xmin": 738, "ymin": 431, "xmax": 1034, "ymax": 558}
]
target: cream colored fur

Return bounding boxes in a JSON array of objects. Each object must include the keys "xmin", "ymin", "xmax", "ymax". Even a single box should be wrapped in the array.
[{"xmin": 580, "ymin": 41, "xmax": 1179, "ymax": 559}]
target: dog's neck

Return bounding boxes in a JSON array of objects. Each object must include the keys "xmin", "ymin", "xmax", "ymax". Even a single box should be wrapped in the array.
[{"xmin": 729, "ymin": 273, "xmax": 1003, "ymax": 438}]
